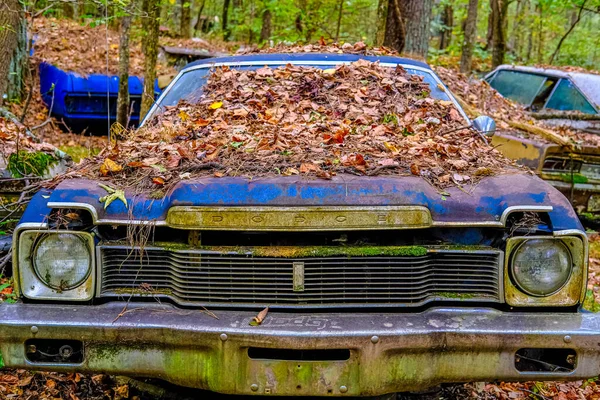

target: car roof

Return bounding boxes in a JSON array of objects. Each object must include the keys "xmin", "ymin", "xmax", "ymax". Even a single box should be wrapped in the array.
[
  {"xmin": 184, "ymin": 53, "xmax": 432, "ymax": 71},
  {"xmin": 490, "ymin": 64, "xmax": 600, "ymax": 109}
]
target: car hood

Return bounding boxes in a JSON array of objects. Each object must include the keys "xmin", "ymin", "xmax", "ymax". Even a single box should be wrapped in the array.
[{"xmin": 21, "ymin": 173, "xmax": 581, "ymax": 232}]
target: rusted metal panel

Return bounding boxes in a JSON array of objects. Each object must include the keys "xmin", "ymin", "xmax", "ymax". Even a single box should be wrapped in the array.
[
  {"xmin": 2, "ymin": 302, "xmax": 600, "ymax": 395},
  {"xmin": 491, "ymin": 132, "xmax": 554, "ymax": 171}
]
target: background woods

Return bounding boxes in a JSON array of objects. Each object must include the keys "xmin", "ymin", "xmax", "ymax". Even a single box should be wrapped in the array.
[{"xmin": 0, "ymin": 0, "xmax": 599, "ymax": 101}]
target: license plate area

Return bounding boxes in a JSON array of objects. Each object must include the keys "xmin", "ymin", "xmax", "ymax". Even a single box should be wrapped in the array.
[{"xmin": 244, "ymin": 347, "xmax": 357, "ymax": 395}]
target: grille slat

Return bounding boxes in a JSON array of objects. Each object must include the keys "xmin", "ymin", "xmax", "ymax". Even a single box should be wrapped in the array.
[{"xmin": 99, "ymin": 246, "xmax": 502, "ymax": 307}]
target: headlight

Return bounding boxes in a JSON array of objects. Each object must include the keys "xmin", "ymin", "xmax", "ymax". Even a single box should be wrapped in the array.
[
  {"xmin": 33, "ymin": 233, "xmax": 92, "ymax": 290},
  {"xmin": 16, "ymin": 230, "xmax": 95, "ymax": 301},
  {"xmin": 511, "ymin": 239, "xmax": 572, "ymax": 296}
]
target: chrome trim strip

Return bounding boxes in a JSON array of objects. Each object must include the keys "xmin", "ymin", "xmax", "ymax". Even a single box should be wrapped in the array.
[
  {"xmin": 142, "ymin": 60, "xmax": 470, "ymax": 125},
  {"xmin": 45, "ymin": 203, "xmax": 554, "ymax": 228},
  {"xmin": 46, "ymin": 202, "xmax": 167, "ymax": 226},
  {"xmin": 166, "ymin": 205, "xmax": 433, "ymax": 231}
]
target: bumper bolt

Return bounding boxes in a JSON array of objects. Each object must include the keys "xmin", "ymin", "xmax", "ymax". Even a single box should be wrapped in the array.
[
  {"xmin": 220, "ymin": 333, "xmax": 228, "ymax": 342},
  {"xmin": 339, "ymin": 385, "xmax": 348, "ymax": 393},
  {"xmin": 371, "ymin": 335, "xmax": 379, "ymax": 344},
  {"xmin": 250, "ymin": 384, "xmax": 259, "ymax": 392},
  {"xmin": 564, "ymin": 335, "xmax": 572, "ymax": 343},
  {"xmin": 30, "ymin": 326, "xmax": 38, "ymax": 334}
]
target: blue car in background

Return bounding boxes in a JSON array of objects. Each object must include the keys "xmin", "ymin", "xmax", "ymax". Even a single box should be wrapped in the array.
[{"xmin": 39, "ymin": 62, "xmax": 161, "ymax": 133}]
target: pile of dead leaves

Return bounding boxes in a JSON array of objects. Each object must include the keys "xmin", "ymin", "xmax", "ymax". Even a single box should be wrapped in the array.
[
  {"xmin": 32, "ymin": 17, "xmax": 226, "ymax": 76},
  {"xmin": 63, "ymin": 59, "xmax": 519, "ymax": 192},
  {"xmin": 240, "ymin": 40, "xmax": 406, "ymax": 58},
  {"xmin": 0, "ymin": 370, "xmax": 134, "ymax": 400}
]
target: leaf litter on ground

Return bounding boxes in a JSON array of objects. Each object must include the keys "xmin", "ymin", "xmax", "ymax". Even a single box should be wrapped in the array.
[{"xmin": 57, "ymin": 58, "xmax": 522, "ymax": 194}]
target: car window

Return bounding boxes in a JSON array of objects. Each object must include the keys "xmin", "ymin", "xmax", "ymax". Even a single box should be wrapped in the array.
[
  {"xmin": 545, "ymin": 79, "xmax": 597, "ymax": 114},
  {"xmin": 154, "ymin": 64, "xmax": 452, "ymax": 112},
  {"xmin": 488, "ymin": 70, "xmax": 546, "ymax": 106}
]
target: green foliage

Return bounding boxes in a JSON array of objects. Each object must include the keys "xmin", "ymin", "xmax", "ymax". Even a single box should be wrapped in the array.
[
  {"xmin": 7, "ymin": 151, "xmax": 56, "ymax": 178},
  {"xmin": 583, "ymin": 289, "xmax": 600, "ymax": 312}
]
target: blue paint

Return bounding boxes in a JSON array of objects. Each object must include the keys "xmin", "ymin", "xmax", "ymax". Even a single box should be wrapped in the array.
[
  {"xmin": 39, "ymin": 62, "xmax": 161, "ymax": 131},
  {"xmin": 29, "ymin": 174, "xmax": 583, "ymax": 233}
]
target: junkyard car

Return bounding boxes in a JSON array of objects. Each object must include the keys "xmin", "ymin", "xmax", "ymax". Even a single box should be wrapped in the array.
[
  {"xmin": 1, "ymin": 54, "xmax": 598, "ymax": 397},
  {"xmin": 486, "ymin": 65, "xmax": 600, "ymax": 133},
  {"xmin": 482, "ymin": 66, "xmax": 600, "ymax": 220}
]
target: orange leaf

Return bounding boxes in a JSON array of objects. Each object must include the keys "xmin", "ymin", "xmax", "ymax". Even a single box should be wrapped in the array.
[{"xmin": 152, "ymin": 177, "xmax": 165, "ymax": 185}]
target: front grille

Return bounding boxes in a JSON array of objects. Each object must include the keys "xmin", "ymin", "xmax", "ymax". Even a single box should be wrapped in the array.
[
  {"xmin": 543, "ymin": 156, "xmax": 600, "ymax": 180},
  {"xmin": 542, "ymin": 157, "xmax": 582, "ymax": 173},
  {"xmin": 98, "ymin": 245, "xmax": 502, "ymax": 307}
]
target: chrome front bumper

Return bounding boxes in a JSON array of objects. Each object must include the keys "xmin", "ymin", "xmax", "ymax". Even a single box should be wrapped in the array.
[{"xmin": 2, "ymin": 302, "xmax": 600, "ymax": 396}]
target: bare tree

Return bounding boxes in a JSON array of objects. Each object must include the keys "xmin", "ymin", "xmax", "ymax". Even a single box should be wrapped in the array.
[
  {"xmin": 0, "ymin": 0, "xmax": 27, "ymax": 107},
  {"xmin": 549, "ymin": 0, "xmax": 588, "ymax": 64},
  {"xmin": 140, "ymin": 0, "xmax": 160, "ymax": 119},
  {"xmin": 116, "ymin": 11, "xmax": 132, "ymax": 128},
  {"xmin": 460, "ymin": 0, "xmax": 479, "ymax": 73}
]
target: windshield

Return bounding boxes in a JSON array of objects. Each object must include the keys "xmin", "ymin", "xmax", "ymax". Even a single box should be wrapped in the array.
[{"xmin": 148, "ymin": 63, "xmax": 455, "ymax": 121}]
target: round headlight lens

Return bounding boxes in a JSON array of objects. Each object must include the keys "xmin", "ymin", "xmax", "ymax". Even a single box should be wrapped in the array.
[
  {"xmin": 33, "ymin": 234, "xmax": 91, "ymax": 291},
  {"xmin": 511, "ymin": 239, "xmax": 572, "ymax": 296}
]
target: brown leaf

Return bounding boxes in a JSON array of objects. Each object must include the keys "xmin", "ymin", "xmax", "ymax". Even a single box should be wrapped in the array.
[
  {"xmin": 410, "ymin": 163, "xmax": 420, "ymax": 175},
  {"xmin": 250, "ymin": 306, "xmax": 269, "ymax": 326}
]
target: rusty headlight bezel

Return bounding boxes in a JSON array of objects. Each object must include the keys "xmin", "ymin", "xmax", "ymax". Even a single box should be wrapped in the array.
[
  {"xmin": 17, "ymin": 229, "xmax": 95, "ymax": 301},
  {"xmin": 504, "ymin": 236, "xmax": 585, "ymax": 307}
]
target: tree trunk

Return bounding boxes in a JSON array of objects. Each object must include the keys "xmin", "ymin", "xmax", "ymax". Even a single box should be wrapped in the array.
[
  {"xmin": 180, "ymin": 0, "xmax": 192, "ymax": 38},
  {"xmin": 335, "ymin": 0, "xmax": 344, "ymax": 41},
  {"xmin": 490, "ymin": 0, "xmax": 507, "ymax": 68},
  {"xmin": 140, "ymin": 0, "xmax": 160, "ymax": 120},
  {"xmin": 383, "ymin": 0, "xmax": 404, "ymax": 52},
  {"xmin": 525, "ymin": 0, "xmax": 533, "ymax": 62},
  {"xmin": 375, "ymin": 0, "xmax": 388, "ymax": 46},
  {"xmin": 260, "ymin": 3, "xmax": 272, "ymax": 43},
  {"xmin": 222, "ymin": 0, "xmax": 231, "ymax": 40},
  {"xmin": 62, "ymin": 2, "xmax": 75, "ymax": 18},
  {"xmin": 536, "ymin": 3, "xmax": 544, "ymax": 64},
  {"xmin": 0, "ymin": 0, "xmax": 26, "ymax": 106},
  {"xmin": 510, "ymin": 0, "xmax": 525, "ymax": 60},
  {"xmin": 485, "ymin": 0, "xmax": 493, "ymax": 50},
  {"xmin": 398, "ymin": 0, "xmax": 433, "ymax": 57},
  {"xmin": 439, "ymin": 4, "xmax": 453, "ymax": 50},
  {"xmin": 116, "ymin": 14, "xmax": 131, "ymax": 128},
  {"xmin": 460, "ymin": 0, "xmax": 479, "ymax": 74},
  {"xmin": 193, "ymin": 0, "xmax": 206, "ymax": 33}
]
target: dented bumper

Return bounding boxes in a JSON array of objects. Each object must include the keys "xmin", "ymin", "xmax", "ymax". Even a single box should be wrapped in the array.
[{"xmin": 2, "ymin": 302, "xmax": 600, "ymax": 396}]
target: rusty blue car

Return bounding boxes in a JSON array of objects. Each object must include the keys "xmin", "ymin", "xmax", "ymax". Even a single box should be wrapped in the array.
[{"xmin": 1, "ymin": 54, "xmax": 598, "ymax": 397}]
